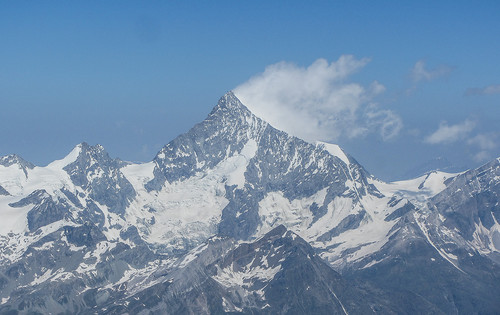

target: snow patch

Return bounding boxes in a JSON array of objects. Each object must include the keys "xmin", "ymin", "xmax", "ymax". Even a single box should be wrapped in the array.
[
  {"xmin": 255, "ymin": 188, "xmax": 328, "ymax": 237},
  {"xmin": 31, "ymin": 269, "xmax": 53, "ymax": 285},
  {"xmin": 213, "ymin": 261, "xmax": 281, "ymax": 288},
  {"xmin": 0, "ymin": 164, "xmax": 29, "ymax": 196},
  {"xmin": 374, "ymin": 171, "xmax": 457, "ymax": 202},
  {"xmin": 316, "ymin": 141, "xmax": 349, "ymax": 166},
  {"xmin": 361, "ymin": 257, "xmax": 388, "ymax": 269},
  {"xmin": 176, "ymin": 242, "xmax": 209, "ymax": 268},
  {"xmin": 121, "ymin": 162, "xmax": 156, "ymax": 192},
  {"xmin": 470, "ymin": 214, "xmax": 500, "ymax": 253},
  {"xmin": 220, "ymin": 139, "xmax": 258, "ymax": 189},
  {"xmin": 46, "ymin": 144, "xmax": 82, "ymax": 169},
  {"xmin": 0, "ymin": 195, "xmax": 31, "ymax": 234}
]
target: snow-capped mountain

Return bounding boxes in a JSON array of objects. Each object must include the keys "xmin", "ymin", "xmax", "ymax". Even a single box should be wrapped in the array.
[{"xmin": 1, "ymin": 92, "xmax": 499, "ymax": 314}]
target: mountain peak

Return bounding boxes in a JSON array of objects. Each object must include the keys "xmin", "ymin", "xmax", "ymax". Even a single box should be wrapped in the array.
[
  {"xmin": 0, "ymin": 154, "xmax": 35, "ymax": 178},
  {"xmin": 208, "ymin": 90, "xmax": 253, "ymax": 119},
  {"xmin": 0, "ymin": 154, "xmax": 35, "ymax": 169},
  {"xmin": 148, "ymin": 91, "xmax": 268, "ymax": 187},
  {"xmin": 45, "ymin": 142, "xmax": 113, "ymax": 171},
  {"xmin": 77, "ymin": 142, "xmax": 106, "ymax": 156},
  {"xmin": 65, "ymin": 142, "xmax": 122, "ymax": 169},
  {"xmin": 218, "ymin": 90, "xmax": 242, "ymax": 108}
]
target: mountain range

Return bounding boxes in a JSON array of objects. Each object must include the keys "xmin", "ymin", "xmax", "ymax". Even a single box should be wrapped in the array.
[{"xmin": 0, "ymin": 92, "xmax": 499, "ymax": 314}]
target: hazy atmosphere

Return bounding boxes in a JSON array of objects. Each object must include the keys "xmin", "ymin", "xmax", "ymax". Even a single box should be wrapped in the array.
[{"xmin": 1, "ymin": 1, "xmax": 499, "ymax": 180}]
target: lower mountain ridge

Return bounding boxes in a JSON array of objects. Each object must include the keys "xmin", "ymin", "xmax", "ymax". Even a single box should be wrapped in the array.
[{"xmin": 0, "ymin": 92, "xmax": 499, "ymax": 314}]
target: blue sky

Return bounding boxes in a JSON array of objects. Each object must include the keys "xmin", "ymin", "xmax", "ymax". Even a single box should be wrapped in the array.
[{"xmin": 1, "ymin": 1, "xmax": 499, "ymax": 180}]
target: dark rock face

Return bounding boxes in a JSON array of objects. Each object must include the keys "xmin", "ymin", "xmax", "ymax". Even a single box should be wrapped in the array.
[
  {"xmin": 430, "ymin": 159, "xmax": 500, "ymax": 241},
  {"xmin": 0, "ymin": 185, "xmax": 10, "ymax": 196},
  {"xmin": 345, "ymin": 213, "xmax": 500, "ymax": 314},
  {"xmin": 9, "ymin": 190, "xmax": 71, "ymax": 231},
  {"xmin": 218, "ymin": 125, "xmax": 352, "ymax": 240},
  {"xmin": 0, "ymin": 223, "xmax": 162, "ymax": 314},
  {"xmin": 384, "ymin": 201, "xmax": 414, "ymax": 222},
  {"xmin": 8, "ymin": 189, "xmax": 49, "ymax": 208},
  {"xmin": 98, "ymin": 226, "xmax": 395, "ymax": 314},
  {"xmin": 26, "ymin": 197, "xmax": 71, "ymax": 232},
  {"xmin": 63, "ymin": 224, "xmax": 106, "ymax": 247},
  {"xmin": 63, "ymin": 142, "xmax": 136, "ymax": 215}
]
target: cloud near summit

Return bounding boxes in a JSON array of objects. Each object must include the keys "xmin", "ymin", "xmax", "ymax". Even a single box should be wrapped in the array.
[{"xmin": 234, "ymin": 56, "xmax": 402, "ymax": 143}]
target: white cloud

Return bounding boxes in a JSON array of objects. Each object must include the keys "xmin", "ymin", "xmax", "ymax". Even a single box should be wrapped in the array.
[
  {"xmin": 473, "ymin": 151, "xmax": 491, "ymax": 163},
  {"xmin": 424, "ymin": 119, "xmax": 476, "ymax": 144},
  {"xmin": 234, "ymin": 56, "xmax": 402, "ymax": 143},
  {"xmin": 365, "ymin": 106, "xmax": 403, "ymax": 141},
  {"xmin": 466, "ymin": 84, "xmax": 500, "ymax": 96},
  {"xmin": 411, "ymin": 60, "xmax": 453, "ymax": 82},
  {"xmin": 425, "ymin": 123, "xmax": 497, "ymax": 163},
  {"xmin": 467, "ymin": 134, "xmax": 496, "ymax": 150},
  {"xmin": 467, "ymin": 134, "xmax": 497, "ymax": 162}
]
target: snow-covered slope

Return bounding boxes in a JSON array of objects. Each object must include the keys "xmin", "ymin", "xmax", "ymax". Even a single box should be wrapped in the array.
[{"xmin": 373, "ymin": 170, "xmax": 458, "ymax": 206}]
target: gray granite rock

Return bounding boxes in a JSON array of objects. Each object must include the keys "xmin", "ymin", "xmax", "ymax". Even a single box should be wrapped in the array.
[{"xmin": 64, "ymin": 142, "xmax": 136, "ymax": 215}]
